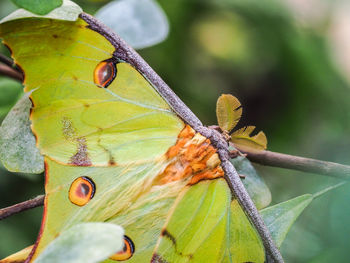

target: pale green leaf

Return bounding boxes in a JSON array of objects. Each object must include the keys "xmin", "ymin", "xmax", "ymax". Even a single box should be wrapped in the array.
[
  {"xmin": 34, "ymin": 223, "xmax": 124, "ymax": 263},
  {"xmin": 261, "ymin": 194, "xmax": 313, "ymax": 248},
  {"xmin": 1, "ymin": 0, "xmax": 81, "ymax": 23},
  {"xmin": 261, "ymin": 182, "xmax": 346, "ymax": 248},
  {"xmin": 95, "ymin": 0, "xmax": 169, "ymax": 49},
  {"xmin": 216, "ymin": 94, "xmax": 242, "ymax": 132},
  {"xmin": 0, "ymin": 94, "xmax": 44, "ymax": 173},
  {"xmin": 230, "ymin": 154, "xmax": 271, "ymax": 209},
  {"xmin": 231, "ymin": 126, "xmax": 267, "ymax": 151}
]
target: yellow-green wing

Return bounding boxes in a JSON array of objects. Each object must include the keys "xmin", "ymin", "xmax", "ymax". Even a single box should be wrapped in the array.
[
  {"xmin": 0, "ymin": 17, "xmax": 184, "ymax": 167},
  {"xmin": 0, "ymin": 8, "xmax": 266, "ymax": 263},
  {"xmin": 0, "ymin": 13, "xmax": 186, "ymax": 262},
  {"xmin": 34, "ymin": 158, "xmax": 187, "ymax": 262},
  {"xmin": 152, "ymin": 178, "xmax": 265, "ymax": 263}
]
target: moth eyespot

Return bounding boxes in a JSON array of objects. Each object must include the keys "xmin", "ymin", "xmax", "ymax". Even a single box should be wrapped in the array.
[
  {"xmin": 68, "ymin": 176, "xmax": 95, "ymax": 206},
  {"xmin": 110, "ymin": 235, "xmax": 135, "ymax": 261},
  {"xmin": 94, "ymin": 59, "xmax": 117, "ymax": 88}
]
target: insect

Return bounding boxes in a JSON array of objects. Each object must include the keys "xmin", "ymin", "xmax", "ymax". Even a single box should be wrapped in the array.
[{"xmin": 0, "ymin": 3, "xmax": 281, "ymax": 263}]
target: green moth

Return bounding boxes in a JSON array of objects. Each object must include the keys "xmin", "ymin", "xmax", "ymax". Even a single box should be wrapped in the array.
[{"xmin": 0, "ymin": 3, "xmax": 281, "ymax": 263}]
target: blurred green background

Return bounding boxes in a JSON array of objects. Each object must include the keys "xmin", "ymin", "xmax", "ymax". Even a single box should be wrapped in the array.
[{"xmin": 1, "ymin": 0, "xmax": 350, "ymax": 262}]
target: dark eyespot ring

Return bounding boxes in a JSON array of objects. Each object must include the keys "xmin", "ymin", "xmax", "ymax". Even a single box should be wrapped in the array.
[
  {"xmin": 94, "ymin": 59, "xmax": 117, "ymax": 88},
  {"xmin": 68, "ymin": 176, "xmax": 95, "ymax": 206},
  {"xmin": 110, "ymin": 235, "xmax": 135, "ymax": 261}
]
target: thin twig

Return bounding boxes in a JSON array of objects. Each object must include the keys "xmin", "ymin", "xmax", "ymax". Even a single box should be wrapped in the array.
[
  {"xmin": 0, "ymin": 53, "xmax": 15, "ymax": 68},
  {"xmin": 0, "ymin": 195, "xmax": 44, "ymax": 220},
  {"xmin": 239, "ymin": 148, "xmax": 350, "ymax": 180},
  {"xmin": 0, "ymin": 63, "xmax": 24, "ymax": 82},
  {"xmin": 0, "ymin": 54, "xmax": 23, "ymax": 74}
]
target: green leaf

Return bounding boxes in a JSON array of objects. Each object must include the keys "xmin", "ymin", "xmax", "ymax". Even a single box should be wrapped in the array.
[
  {"xmin": 260, "ymin": 182, "xmax": 346, "ymax": 248},
  {"xmin": 34, "ymin": 223, "xmax": 124, "ymax": 263},
  {"xmin": 2, "ymin": 0, "xmax": 82, "ymax": 23},
  {"xmin": 0, "ymin": 77, "xmax": 23, "ymax": 119},
  {"xmin": 95, "ymin": 0, "xmax": 169, "ymax": 49},
  {"xmin": 231, "ymin": 126, "xmax": 267, "ymax": 151},
  {"xmin": 11, "ymin": 0, "xmax": 63, "ymax": 15},
  {"xmin": 216, "ymin": 94, "xmax": 242, "ymax": 132},
  {"xmin": 0, "ymin": 1, "xmax": 17, "ymax": 25},
  {"xmin": 230, "ymin": 155, "xmax": 271, "ymax": 209},
  {"xmin": 261, "ymin": 194, "xmax": 313, "ymax": 248},
  {"xmin": 0, "ymin": 94, "xmax": 44, "ymax": 174}
]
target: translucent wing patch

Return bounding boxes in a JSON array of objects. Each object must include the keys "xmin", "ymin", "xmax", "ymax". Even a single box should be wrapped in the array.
[
  {"xmin": 152, "ymin": 178, "xmax": 265, "ymax": 263},
  {"xmin": 30, "ymin": 157, "xmax": 188, "ymax": 262}
]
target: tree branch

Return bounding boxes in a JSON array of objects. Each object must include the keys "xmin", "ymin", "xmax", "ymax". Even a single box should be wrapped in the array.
[
  {"xmin": 238, "ymin": 148, "xmax": 350, "ymax": 180},
  {"xmin": 0, "ymin": 63, "xmax": 24, "ymax": 82},
  {"xmin": 0, "ymin": 195, "xmax": 44, "ymax": 220}
]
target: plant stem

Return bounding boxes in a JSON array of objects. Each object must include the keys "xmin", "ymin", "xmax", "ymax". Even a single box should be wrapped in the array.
[
  {"xmin": 239, "ymin": 148, "xmax": 350, "ymax": 180},
  {"xmin": 0, "ymin": 195, "xmax": 44, "ymax": 220}
]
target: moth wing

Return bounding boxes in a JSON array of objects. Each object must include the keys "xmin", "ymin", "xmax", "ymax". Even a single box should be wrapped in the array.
[
  {"xmin": 0, "ymin": 17, "xmax": 184, "ymax": 167},
  {"xmin": 0, "ymin": 14, "xmax": 186, "ymax": 262},
  {"xmin": 152, "ymin": 178, "xmax": 265, "ymax": 263}
]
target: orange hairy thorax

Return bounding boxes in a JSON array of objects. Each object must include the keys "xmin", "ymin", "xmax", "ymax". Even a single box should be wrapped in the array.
[{"xmin": 158, "ymin": 125, "xmax": 224, "ymax": 185}]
